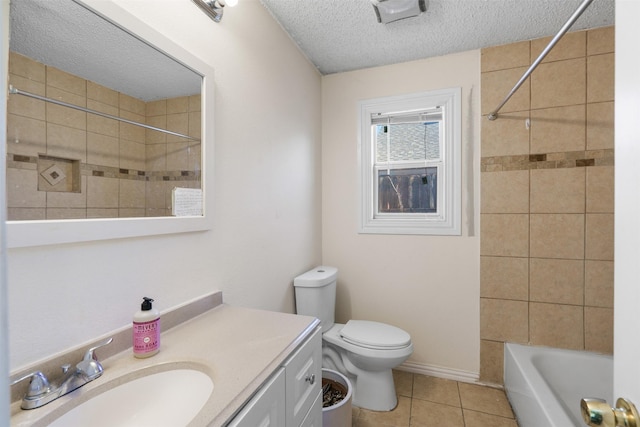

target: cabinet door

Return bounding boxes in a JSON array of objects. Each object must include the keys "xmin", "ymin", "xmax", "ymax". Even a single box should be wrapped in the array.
[
  {"xmin": 284, "ymin": 327, "xmax": 322, "ymax": 427},
  {"xmin": 227, "ymin": 368, "xmax": 286, "ymax": 427},
  {"xmin": 300, "ymin": 391, "xmax": 322, "ymax": 427}
]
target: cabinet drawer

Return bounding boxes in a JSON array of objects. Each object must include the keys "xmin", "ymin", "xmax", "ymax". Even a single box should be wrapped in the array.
[
  {"xmin": 284, "ymin": 326, "xmax": 322, "ymax": 427},
  {"xmin": 227, "ymin": 368, "xmax": 286, "ymax": 427}
]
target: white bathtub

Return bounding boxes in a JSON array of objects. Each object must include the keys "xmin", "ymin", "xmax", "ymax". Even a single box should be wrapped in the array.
[{"xmin": 504, "ymin": 343, "xmax": 613, "ymax": 427}]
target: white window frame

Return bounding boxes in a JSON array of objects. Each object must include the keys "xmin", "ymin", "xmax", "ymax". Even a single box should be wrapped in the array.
[{"xmin": 358, "ymin": 87, "xmax": 461, "ymax": 235}]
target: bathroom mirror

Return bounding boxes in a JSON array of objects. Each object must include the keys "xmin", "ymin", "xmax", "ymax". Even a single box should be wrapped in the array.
[{"xmin": 6, "ymin": 0, "xmax": 214, "ymax": 247}]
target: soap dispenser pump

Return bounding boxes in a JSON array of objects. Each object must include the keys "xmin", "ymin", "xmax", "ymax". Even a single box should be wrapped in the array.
[{"xmin": 133, "ymin": 297, "xmax": 160, "ymax": 358}]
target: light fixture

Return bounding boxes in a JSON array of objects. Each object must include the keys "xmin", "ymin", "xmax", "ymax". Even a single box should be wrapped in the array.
[
  {"xmin": 370, "ymin": 0, "xmax": 427, "ymax": 24},
  {"xmin": 191, "ymin": 0, "xmax": 238, "ymax": 23}
]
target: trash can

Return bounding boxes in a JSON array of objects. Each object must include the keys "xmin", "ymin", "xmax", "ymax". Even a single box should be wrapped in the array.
[{"xmin": 321, "ymin": 368, "xmax": 353, "ymax": 427}]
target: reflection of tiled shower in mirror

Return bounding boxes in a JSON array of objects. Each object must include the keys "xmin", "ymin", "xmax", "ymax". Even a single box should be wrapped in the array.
[{"xmin": 6, "ymin": 52, "xmax": 202, "ymax": 221}]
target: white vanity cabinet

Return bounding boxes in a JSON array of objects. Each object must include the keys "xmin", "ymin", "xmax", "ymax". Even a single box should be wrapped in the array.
[
  {"xmin": 284, "ymin": 327, "xmax": 322, "ymax": 426},
  {"xmin": 299, "ymin": 392, "xmax": 322, "ymax": 427},
  {"xmin": 226, "ymin": 368, "xmax": 286, "ymax": 427},
  {"xmin": 226, "ymin": 326, "xmax": 322, "ymax": 427}
]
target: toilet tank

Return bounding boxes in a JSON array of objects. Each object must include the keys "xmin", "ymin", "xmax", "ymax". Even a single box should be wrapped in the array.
[{"xmin": 293, "ymin": 266, "xmax": 337, "ymax": 332}]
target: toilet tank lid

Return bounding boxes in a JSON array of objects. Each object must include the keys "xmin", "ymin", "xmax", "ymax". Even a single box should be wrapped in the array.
[
  {"xmin": 294, "ymin": 266, "xmax": 338, "ymax": 288},
  {"xmin": 340, "ymin": 320, "xmax": 411, "ymax": 349}
]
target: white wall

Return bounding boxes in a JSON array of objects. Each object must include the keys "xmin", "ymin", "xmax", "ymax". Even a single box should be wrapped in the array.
[
  {"xmin": 321, "ymin": 51, "xmax": 481, "ymax": 377},
  {"xmin": 6, "ymin": 0, "xmax": 322, "ymax": 371}
]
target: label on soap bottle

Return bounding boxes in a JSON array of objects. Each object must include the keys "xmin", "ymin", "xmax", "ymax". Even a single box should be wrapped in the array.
[{"xmin": 133, "ymin": 318, "xmax": 160, "ymax": 356}]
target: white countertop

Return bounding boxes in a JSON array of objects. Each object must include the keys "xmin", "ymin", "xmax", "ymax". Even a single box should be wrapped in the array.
[{"xmin": 10, "ymin": 304, "xmax": 320, "ymax": 427}]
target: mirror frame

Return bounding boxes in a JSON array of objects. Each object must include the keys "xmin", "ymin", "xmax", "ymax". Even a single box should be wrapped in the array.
[{"xmin": 7, "ymin": 0, "xmax": 214, "ymax": 248}]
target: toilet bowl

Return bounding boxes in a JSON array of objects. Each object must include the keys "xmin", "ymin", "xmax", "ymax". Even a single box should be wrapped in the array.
[
  {"xmin": 322, "ymin": 321, "xmax": 413, "ymax": 410},
  {"xmin": 293, "ymin": 266, "xmax": 414, "ymax": 411}
]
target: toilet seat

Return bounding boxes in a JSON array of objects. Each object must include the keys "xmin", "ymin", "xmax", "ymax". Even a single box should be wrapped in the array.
[{"xmin": 340, "ymin": 320, "xmax": 411, "ymax": 350}]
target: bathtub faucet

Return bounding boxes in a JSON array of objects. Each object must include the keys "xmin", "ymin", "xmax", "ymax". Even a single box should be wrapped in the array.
[{"xmin": 10, "ymin": 337, "xmax": 113, "ymax": 409}]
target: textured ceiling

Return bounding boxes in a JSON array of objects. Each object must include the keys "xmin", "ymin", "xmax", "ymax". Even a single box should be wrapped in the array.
[
  {"xmin": 260, "ymin": 0, "xmax": 615, "ymax": 75},
  {"xmin": 9, "ymin": 0, "xmax": 202, "ymax": 102},
  {"xmin": 8, "ymin": 0, "xmax": 616, "ymax": 99}
]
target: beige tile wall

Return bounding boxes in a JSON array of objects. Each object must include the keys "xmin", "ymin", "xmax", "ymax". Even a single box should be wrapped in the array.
[
  {"xmin": 480, "ymin": 27, "xmax": 614, "ymax": 384},
  {"xmin": 145, "ymin": 96, "xmax": 202, "ymax": 217},
  {"xmin": 6, "ymin": 52, "xmax": 201, "ymax": 220}
]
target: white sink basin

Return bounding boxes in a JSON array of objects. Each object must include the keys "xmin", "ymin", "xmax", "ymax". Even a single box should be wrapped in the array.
[{"xmin": 48, "ymin": 369, "xmax": 213, "ymax": 427}]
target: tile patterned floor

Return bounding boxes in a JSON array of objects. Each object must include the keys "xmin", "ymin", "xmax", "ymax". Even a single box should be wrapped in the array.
[{"xmin": 351, "ymin": 371, "xmax": 519, "ymax": 427}]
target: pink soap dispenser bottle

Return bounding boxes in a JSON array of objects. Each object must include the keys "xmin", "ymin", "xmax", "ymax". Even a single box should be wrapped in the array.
[{"xmin": 133, "ymin": 297, "xmax": 160, "ymax": 358}]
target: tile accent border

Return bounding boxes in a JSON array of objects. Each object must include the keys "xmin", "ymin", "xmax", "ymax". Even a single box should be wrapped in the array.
[
  {"xmin": 481, "ymin": 149, "xmax": 614, "ymax": 172},
  {"xmin": 8, "ymin": 154, "xmax": 201, "ymax": 182}
]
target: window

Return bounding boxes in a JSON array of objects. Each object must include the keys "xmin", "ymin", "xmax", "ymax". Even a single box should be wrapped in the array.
[{"xmin": 358, "ymin": 88, "xmax": 461, "ymax": 235}]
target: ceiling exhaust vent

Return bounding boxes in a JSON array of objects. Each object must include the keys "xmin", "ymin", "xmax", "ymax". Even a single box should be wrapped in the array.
[{"xmin": 371, "ymin": 0, "xmax": 427, "ymax": 24}]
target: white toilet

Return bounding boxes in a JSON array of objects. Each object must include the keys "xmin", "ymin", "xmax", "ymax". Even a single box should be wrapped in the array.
[{"xmin": 294, "ymin": 266, "xmax": 413, "ymax": 411}]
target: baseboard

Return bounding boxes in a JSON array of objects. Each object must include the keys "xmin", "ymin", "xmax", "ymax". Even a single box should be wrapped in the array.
[{"xmin": 397, "ymin": 360, "xmax": 480, "ymax": 384}]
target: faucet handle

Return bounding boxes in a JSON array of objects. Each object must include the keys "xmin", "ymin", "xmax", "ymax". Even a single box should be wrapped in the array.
[
  {"xmin": 77, "ymin": 337, "xmax": 113, "ymax": 380},
  {"xmin": 82, "ymin": 337, "xmax": 113, "ymax": 362},
  {"xmin": 10, "ymin": 371, "xmax": 50, "ymax": 398}
]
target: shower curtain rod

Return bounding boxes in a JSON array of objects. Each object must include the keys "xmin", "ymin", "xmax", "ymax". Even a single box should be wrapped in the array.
[
  {"xmin": 487, "ymin": 0, "xmax": 595, "ymax": 121},
  {"xmin": 8, "ymin": 85, "xmax": 200, "ymax": 141}
]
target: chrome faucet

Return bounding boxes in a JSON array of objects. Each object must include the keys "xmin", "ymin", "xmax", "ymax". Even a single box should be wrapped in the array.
[{"xmin": 11, "ymin": 337, "xmax": 113, "ymax": 409}]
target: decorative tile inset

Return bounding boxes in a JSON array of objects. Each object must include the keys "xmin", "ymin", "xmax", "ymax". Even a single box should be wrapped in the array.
[
  {"xmin": 481, "ymin": 149, "xmax": 614, "ymax": 173},
  {"xmin": 40, "ymin": 164, "xmax": 66, "ymax": 186},
  {"xmin": 37, "ymin": 155, "xmax": 80, "ymax": 193}
]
